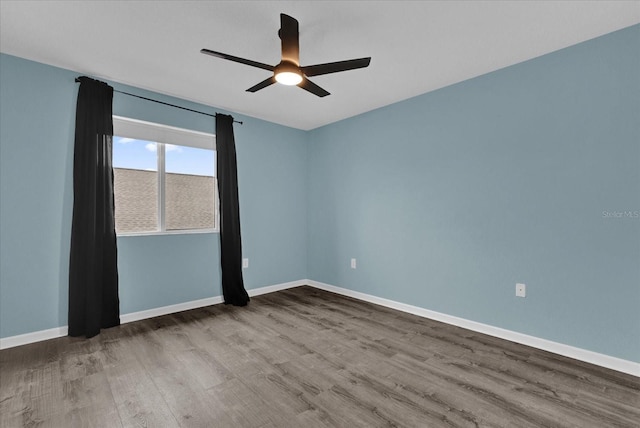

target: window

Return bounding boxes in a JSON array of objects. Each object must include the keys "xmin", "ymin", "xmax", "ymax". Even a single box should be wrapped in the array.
[{"xmin": 112, "ymin": 116, "xmax": 217, "ymax": 235}]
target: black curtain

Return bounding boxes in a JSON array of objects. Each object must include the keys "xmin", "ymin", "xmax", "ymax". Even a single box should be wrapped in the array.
[
  {"xmin": 68, "ymin": 77, "xmax": 120, "ymax": 338},
  {"xmin": 216, "ymin": 114, "xmax": 250, "ymax": 306}
]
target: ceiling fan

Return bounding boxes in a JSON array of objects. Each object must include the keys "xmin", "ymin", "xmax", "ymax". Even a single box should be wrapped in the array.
[{"xmin": 201, "ymin": 13, "xmax": 371, "ymax": 97}]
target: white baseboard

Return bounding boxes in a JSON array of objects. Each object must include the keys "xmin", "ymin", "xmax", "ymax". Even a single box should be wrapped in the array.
[
  {"xmin": 119, "ymin": 296, "xmax": 224, "ymax": 324},
  {"xmin": 248, "ymin": 279, "xmax": 307, "ymax": 297},
  {"xmin": 0, "ymin": 280, "xmax": 305, "ymax": 350},
  {"xmin": 0, "ymin": 326, "xmax": 69, "ymax": 350},
  {"xmin": 307, "ymin": 280, "xmax": 640, "ymax": 377}
]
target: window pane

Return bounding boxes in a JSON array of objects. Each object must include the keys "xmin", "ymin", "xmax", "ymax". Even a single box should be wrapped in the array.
[
  {"xmin": 165, "ymin": 146, "xmax": 215, "ymax": 230},
  {"xmin": 113, "ymin": 137, "xmax": 158, "ymax": 233}
]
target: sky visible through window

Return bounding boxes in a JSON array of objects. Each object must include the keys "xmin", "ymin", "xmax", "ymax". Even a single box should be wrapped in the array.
[{"xmin": 113, "ymin": 136, "xmax": 215, "ymax": 176}]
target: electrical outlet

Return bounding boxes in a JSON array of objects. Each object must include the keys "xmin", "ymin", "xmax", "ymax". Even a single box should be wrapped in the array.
[
  {"xmin": 350, "ymin": 258, "xmax": 357, "ymax": 269},
  {"xmin": 516, "ymin": 283, "xmax": 526, "ymax": 298},
  {"xmin": 242, "ymin": 258, "xmax": 249, "ymax": 269}
]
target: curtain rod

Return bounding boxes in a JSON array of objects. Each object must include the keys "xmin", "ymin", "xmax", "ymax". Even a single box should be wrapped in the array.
[{"xmin": 74, "ymin": 78, "xmax": 243, "ymax": 125}]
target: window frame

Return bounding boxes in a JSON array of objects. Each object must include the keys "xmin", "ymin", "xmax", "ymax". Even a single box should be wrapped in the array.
[{"xmin": 112, "ymin": 116, "xmax": 219, "ymax": 236}]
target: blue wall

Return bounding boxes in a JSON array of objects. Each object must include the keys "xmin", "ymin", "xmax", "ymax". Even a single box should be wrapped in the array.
[
  {"xmin": 1, "ymin": 25, "xmax": 638, "ymax": 363},
  {"xmin": 0, "ymin": 54, "xmax": 307, "ymax": 338},
  {"xmin": 307, "ymin": 25, "xmax": 640, "ymax": 362}
]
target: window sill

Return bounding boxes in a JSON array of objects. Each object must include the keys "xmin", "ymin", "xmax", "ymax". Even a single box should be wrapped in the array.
[{"xmin": 117, "ymin": 229, "xmax": 218, "ymax": 237}]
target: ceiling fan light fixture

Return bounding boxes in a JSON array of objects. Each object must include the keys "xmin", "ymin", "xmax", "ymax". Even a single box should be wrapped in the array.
[
  {"xmin": 274, "ymin": 61, "xmax": 302, "ymax": 85},
  {"xmin": 275, "ymin": 71, "xmax": 303, "ymax": 85}
]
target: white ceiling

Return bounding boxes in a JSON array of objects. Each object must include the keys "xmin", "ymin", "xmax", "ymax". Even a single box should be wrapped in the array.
[{"xmin": 1, "ymin": 1, "xmax": 638, "ymax": 130}]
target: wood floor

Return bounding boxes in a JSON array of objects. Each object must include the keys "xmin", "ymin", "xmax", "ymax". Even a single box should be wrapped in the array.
[{"xmin": 1, "ymin": 286, "xmax": 638, "ymax": 427}]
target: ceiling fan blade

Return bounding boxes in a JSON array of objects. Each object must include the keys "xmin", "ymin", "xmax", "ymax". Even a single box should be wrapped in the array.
[
  {"xmin": 246, "ymin": 76, "xmax": 277, "ymax": 93},
  {"xmin": 201, "ymin": 49, "xmax": 274, "ymax": 72},
  {"xmin": 301, "ymin": 57, "xmax": 371, "ymax": 77},
  {"xmin": 298, "ymin": 77, "xmax": 330, "ymax": 97},
  {"xmin": 279, "ymin": 14, "xmax": 299, "ymax": 64}
]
